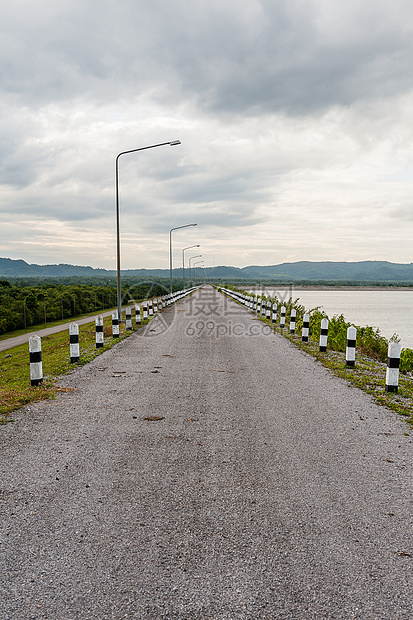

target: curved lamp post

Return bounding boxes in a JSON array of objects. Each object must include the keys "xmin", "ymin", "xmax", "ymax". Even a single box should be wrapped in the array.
[
  {"xmin": 188, "ymin": 254, "xmax": 202, "ymax": 287},
  {"xmin": 182, "ymin": 244, "xmax": 200, "ymax": 291},
  {"xmin": 115, "ymin": 140, "xmax": 181, "ymax": 321},
  {"xmin": 193, "ymin": 260, "xmax": 204, "ymax": 286},
  {"xmin": 169, "ymin": 224, "xmax": 197, "ymax": 294}
]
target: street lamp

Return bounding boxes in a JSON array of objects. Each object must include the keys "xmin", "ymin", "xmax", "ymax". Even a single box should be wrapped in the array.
[
  {"xmin": 193, "ymin": 260, "xmax": 204, "ymax": 285},
  {"xmin": 115, "ymin": 140, "xmax": 181, "ymax": 321},
  {"xmin": 188, "ymin": 254, "xmax": 202, "ymax": 287},
  {"xmin": 169, "ymin": 224, "xmax": 197, "ymax": 294},
  {"xmin": 182, "ymin": 244, "xmax": 200, "ymax": 291}
]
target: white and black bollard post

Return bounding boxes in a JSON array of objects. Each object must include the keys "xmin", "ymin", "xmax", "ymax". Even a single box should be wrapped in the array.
[
  {"xmin": 135, "ymin": 304, "xmax": 141, "ymax": 325},
  {"xmin": 261, "ymin": 299, "xmax": 266, "ymax": 316},
  {"xmin": 69, "ymin": 322, "xmax": 80, "ymax": 363},
  {"xmin": 154, "ymin": 298, "xmax": 158, "ymax": 314},
  {"xmin": 143, "ymin": 302, "xmax": 148, "ymax": 320},
  {"xmin": 29, "ymin": 335, "xmax": 43, "ymax": 386},
  {"xmin": 346, "ymin": 326, "xmax": 357, "ymax": 367},
  {"xmin": 319, "ymin": 318, "xmax": 329, "ymax": 352},
  {"xmin": 302, "ymin": 313, "xmax": 310, "ymax": 342},
  {"xmin": 112, "ymin": 311, "xmax": 119, "ymax": 338},
  {"xmin": 125, "ymin": 307, "xmax": 132, "ymax": 330},
  {"xmin": 280, "ymin": 306, "xmax": 286, "ymax": 329},
  {"xmin": 266, "ymin": 300, "xmax": 271, "ymax": 320},
  {"xmin": 95, "ymin": 315, "xmax": 104, "ymax": 348},
  {"xmin": 289, "ymin": 309, "xmax": 296, "ymax": 334},
  {"xmin": 257, "ymin": 298, "xmax": 261, "ymax": 315},
  {"xmin": 272, "ymin": 302, "xmax": 277, "ymax": 324},
  {"xmin": 148, "ymin": 299, "xmax": 153, "ymax": 316},
  {"xmin": 385, "ymin": 342, "xmax": 401, "ymax": 393}
]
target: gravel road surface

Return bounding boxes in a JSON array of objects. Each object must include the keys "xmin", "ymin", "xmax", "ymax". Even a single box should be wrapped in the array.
[{"xmin": 1, "ymin": 285, "xmax": 412, "ymax": 619}]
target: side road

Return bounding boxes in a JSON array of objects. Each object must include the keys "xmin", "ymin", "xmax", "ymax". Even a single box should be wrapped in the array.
[
  {"xmin": 0, "ymin": 309, "xmax": 117, "ymax": 352},
  {"xmin": 1, "ymin": 285, "xmax": 412, "ymax": 619}
]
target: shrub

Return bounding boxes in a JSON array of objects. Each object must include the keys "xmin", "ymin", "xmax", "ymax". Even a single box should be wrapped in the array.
[
  {"xmin": 400, "ymin": 348, "xmax": 413, "ymax": 374},
  {"xmin": 356, "ymin": 326, "xmax": 390, "ymax": 362},
  {"xmin": 328, "ymin": 314, "xmax": 351, "ymax": 352}
]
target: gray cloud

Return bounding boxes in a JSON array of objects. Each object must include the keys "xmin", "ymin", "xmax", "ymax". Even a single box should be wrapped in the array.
[
  {"xmin": 1, "ymin": 1, "xmax": 413, "ymax": 268},
  {"xmin": 3, "ymin": 1, "xmax": 413, "ymax": 114}
]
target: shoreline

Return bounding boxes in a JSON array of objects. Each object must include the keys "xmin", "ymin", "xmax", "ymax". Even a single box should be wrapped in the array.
[{"xmin": 247, "ymin": 285, "xmax": 413, "ymax": 291}]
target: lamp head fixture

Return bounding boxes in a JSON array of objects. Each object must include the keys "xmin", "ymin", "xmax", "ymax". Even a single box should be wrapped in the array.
[{"xmin": 169, "ymin": 140, "xmax": 181, "ymax": 146}]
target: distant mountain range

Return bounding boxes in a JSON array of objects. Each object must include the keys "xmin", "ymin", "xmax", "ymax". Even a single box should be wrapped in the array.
[{"xmin": 2, "ymin": 257, "xmax": 413, "ymax": 283}]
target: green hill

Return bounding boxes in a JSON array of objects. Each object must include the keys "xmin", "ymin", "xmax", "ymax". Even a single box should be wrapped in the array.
[{"xmin": 2, "ymin": 257, "xmax": 413, "ymax": 284}]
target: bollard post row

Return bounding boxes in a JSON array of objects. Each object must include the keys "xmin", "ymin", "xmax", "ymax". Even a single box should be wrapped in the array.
[
  {"xmin": 217, "ymin": 286, "xmax": 408, "ymax": 398},
  {"xmin": 27, "ymin": 291, "xmax": 202, "ymax": 386}
]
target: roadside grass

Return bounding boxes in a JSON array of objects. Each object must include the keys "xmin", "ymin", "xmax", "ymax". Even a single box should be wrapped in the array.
[{"xmin": 0, "ymin": 315, "xmax": 150, "ymax": 424}]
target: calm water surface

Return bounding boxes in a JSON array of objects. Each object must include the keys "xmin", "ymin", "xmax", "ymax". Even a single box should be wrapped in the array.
[{"xmin": 247, "ymin": 287, "xmax": 413, "ymax": 349}]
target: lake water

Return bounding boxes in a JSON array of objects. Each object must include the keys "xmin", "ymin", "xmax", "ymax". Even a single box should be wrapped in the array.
[{"xmin": 246, "ymin": 287, "xmax": 413, "ymax": 349}]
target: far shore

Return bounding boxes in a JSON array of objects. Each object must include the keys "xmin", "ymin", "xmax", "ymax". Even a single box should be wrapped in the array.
[{"xmin": 245, "ymin": 285, "xmax": 413, "ymax": 291}]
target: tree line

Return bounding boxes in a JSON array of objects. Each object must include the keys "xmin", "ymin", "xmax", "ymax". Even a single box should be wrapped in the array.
[{"xmin": 0, "ymin": 277, "xmax": 176, "ymax": 335}]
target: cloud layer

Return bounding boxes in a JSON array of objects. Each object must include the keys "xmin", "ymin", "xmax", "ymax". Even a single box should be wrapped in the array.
[{"xmin": 1, "ymin": 0, "xmax": 413, "ymax": 269}]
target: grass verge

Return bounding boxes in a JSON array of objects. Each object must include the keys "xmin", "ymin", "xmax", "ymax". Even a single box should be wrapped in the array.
[{"xmin": 0, "ymin": 315, "xmax": 150, "ymax": 424}]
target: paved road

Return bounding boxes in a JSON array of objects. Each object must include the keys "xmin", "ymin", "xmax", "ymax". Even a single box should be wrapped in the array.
[
  {"xmin": 0, "ymin": 310, "xmax": 119, "ymax": 352},
  {"xmin": 1, "ymin": 286, "xmax": 412, "ymax": 619}
]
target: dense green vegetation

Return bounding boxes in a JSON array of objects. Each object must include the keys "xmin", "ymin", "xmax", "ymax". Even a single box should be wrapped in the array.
[{"xmin": 0, "ymin": 277, "xmax": 178, "ymax": 335}]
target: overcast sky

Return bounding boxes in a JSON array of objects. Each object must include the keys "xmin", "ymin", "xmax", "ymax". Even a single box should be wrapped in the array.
[{"xmin": 1, "ymin": 0, "xmax": 413, "ymax": 270}]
